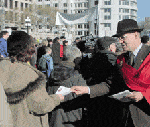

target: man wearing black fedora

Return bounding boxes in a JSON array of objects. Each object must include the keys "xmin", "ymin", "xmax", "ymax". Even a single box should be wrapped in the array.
[{"xmin": 112, "ymin": 19, "xmax": 150, "ymax": 127}]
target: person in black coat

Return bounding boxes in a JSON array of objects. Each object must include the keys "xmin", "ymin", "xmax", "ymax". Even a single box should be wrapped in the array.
[
  {"xmin": 72, "ymin": 36, "xmax": 132, "ymax": 127},
  {"xmin": 52, "ymin": 37, "xmax": 60, "ymax": 65}
]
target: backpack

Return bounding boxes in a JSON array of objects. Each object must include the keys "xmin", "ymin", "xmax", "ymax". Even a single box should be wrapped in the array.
[{"xmin": 38, "ymin": 55, "xmax": 50, "ymax": 71}]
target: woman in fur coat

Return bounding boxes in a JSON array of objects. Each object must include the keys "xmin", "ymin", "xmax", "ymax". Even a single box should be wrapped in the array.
[{"xmin": 0, "ymin": 31, "xmax": 64, "ymax": 127}]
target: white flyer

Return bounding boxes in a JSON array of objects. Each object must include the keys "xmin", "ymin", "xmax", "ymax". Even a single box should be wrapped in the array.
[
  {"xmin": 55, "ymin": 86, "xmax": 71, "ymax": 96},
  {"xmin": 109, "ymin": 90, "xmax": 132, "ymax": 102}
]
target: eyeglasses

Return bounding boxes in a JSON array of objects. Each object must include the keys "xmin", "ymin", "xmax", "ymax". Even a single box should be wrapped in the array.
[{"xmin": 119, "ymin": 35, "xmax": 127, "ymax": 40}]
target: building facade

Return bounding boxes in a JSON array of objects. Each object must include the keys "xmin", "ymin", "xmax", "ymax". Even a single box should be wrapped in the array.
[
  {"xmin": 98, "ymin": 0, "xmax": 137, "ymax": 37},
  {"xmin": 37, "ymin": 0, "xmax": 137, "ymax": 38},
  {"xmin": 0, "ymin": 0, "xmax": 137, "ymax": 40}
]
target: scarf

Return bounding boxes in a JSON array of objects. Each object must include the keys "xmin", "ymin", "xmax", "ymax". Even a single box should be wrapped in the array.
[{"xmin": 117, "ymin": 53, "xmax": 150, "ymax": 104}]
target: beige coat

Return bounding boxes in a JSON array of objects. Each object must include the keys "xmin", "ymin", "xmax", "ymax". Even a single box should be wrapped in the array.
[
  {"xmin": 0, "ymin": 58, "xmax": 61, "ymax": 127},
  {"xmin": 0, "ymin": 83, "xmax": 13, "ymax": 127}
]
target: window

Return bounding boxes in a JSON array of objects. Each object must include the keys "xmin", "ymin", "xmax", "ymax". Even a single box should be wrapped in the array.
[
  {"xmin": 119, "ymin": 0, "xmax": 129, "ymax": 5},
  {"xmin": 78, "ymin": 3, "xmax": 82, "ymax": 7},
  {"xmin": 78, "ymin": 24, "xmax": 82, "ymax": 29},
  {"xmin": 38, "ymin": 0, "xmax": 42, "ymax": 2},
  {"xmin": 104, "ymin": 1, "xmax": 111, "ymax": 5},
  {"xmin": 123, "ymin": 9, "xmax": 129, "ymax": 13},
  {"xmin": 64, "ymin": 3, "xmax": 67, "ymax": 7},
  {"xmin": 119, "ymin": 0, "xmax": 121, "ymax": 5},
  {"xmin": 131, "ymin": 9, "xmax": 137, "ymax": 15},
  {"xmin": 5, "ymin": 0, "xmax": 7, "ymax": 7},
  {"xmin": 71, "ymin": 3, "xmax": 72, "ymax": 7},
  {"xmin": 119, "ymin": 8, "xmax": 121, "ymax": 12},
  {"xmin": 104, "ymin": 15, "xmax": 111, "ymax": 20},
  {"xmin": 15, "ymin": 13, "xmax": 18, "ymax": 21},
  {"xmin": 10, "ymin": 0, "xmax": 13, "ymax": 9},
  {"xmin": 123, "ymin": 15, "xmax": 129, "ymax": 19},
  {"xmin": 104, "ymin": 23, "xmax": 111, "ymax": 27},
  {"xmin": 15, "ymin": 1, "xmax": 18, "ymax": 8},
  {"xmin": 29, "ymin": 4, "xmax": 32, "ymax": 11},
  {"xmin": 25, "ymin": 3, "xmax": 28, "ymax": 8},
  {"xmin": 78, "ymin": 31, "xmax": 82, "ymax": 35},
  {"xmin": 64, "ymin": 10, "xmax": 67, "ymax": 13},
  {"xmin": 95, "ymin": 0, "xmax": 98, "ymax": 5},
  {"xmin": 54, "ymin": 3, "xmax": 58, "ymax": 7},
  {"xmin": 104, "ymin": 8, "xmax": 111, "ymax": 13},
  {"xmin": 21, "ymin": 3, "xmax": 23, "ymax": 11},
  {"xmin": 84, "ymin": 31, "xmax": 89, "ymax": 36},
  {"xmin": 84, "ymin": 24, "xmax": 89, "ymax": 29},
  {"xmin": 47, "ymin": 25, "xmax": 50, "ymax": 29},
  {"xmin": 84, "ymin": 3, "xmax": 88, "ymax": 7},
  {"xmin": 131, "ymin": 1, "xmax": 137, "ymax": 6},
  {"xmin": 75, "ymin": 3, "xmax": 77, "ymax": 7},
  {"xmin": 78, "ymin": 10, "xmax": 82, "ymax": 13},
  {"xmin": 122, "ymin": 0, "xmax": 129, "ymax": 5},
  {"xmin": 119, "ymin": 15, "xmax": 121, "ymax": 20}
]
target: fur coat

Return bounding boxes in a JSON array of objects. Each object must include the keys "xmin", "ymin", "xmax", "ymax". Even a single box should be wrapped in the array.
[{"xmin": 0, "ymin": 58, "xmax": 61, "ymax": 127}]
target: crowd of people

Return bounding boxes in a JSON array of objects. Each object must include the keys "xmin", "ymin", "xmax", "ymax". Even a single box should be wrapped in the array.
[{"xmin": 1, "ymin": 19, "xmax": 150, "ymax": 127}]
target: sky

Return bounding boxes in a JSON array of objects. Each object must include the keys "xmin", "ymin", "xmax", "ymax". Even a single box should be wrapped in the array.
[{"xmin": 137, "ymin": 0, "xmax": 150, "ymax": 22}]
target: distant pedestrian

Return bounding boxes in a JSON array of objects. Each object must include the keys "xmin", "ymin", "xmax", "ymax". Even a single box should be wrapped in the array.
[
  {"xmin": 60, "ymin": 36, "xmax": 66, "ymax": 59},
  {"xmin": 36, "ymin": 39, "xmax": 48, "ymax": 68},
  {"xmin": 38, "ymin": 47, "xmax": 53, "ymax": 79},
  {"xmin": 47, "ymin": 37, "xmax": 53, "ymax": 48},
  {"xmin": 52, "ymin": 37, "xmax": 60, "ymax": 65},
  {"xmin": 0, "ymin": 31, "xmax": 9, "ymax": 58}
]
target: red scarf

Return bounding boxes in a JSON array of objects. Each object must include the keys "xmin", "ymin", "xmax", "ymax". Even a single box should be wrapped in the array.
[{"xmin": 117, "ymin": 53, "xmax": 150, "ymax": 104}]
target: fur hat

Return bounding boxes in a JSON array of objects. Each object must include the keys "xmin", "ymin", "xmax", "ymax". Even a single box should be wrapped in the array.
[{"xmin": 112, "ymin": 19, "xmax": 143, "ymax": 37}]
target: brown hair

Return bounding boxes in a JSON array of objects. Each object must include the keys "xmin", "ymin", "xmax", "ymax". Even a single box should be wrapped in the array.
[{"xmin": 7, "ymin": 31, "xmax": 35, "ymax": 62}]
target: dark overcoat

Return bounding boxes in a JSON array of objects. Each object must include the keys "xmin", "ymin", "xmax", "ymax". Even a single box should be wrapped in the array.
[
  {"xmin": 82, "ymin": 51, "xmax": 129, "ymax": 127},
  {"xmin": 52, "ymin": 42, "xmax": 60, "ymax": 64},
  {"xmin": 48, "ymin": 61, "xmax": 88, "ymax": 127},
  {"xmin": 124, "ymin": 44, "xmax": 150, "ymax": 127}
]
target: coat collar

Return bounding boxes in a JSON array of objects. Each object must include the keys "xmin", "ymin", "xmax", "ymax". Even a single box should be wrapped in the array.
[
  {"xmin": 133, "ymin": 44, "xmax": 150, "ymax": 70},
  {"xmin": 3, "ymin": 60, "xmax": 47, "ymax": 104}
]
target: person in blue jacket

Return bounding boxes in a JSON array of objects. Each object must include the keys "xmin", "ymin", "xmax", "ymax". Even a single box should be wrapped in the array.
[
  {"xmin": 42, "ymin": 47, "xmax": 53, "ymax": 79},
  {"xmin": 0, "ymin": 31, "xmax": 9, "ymax": 58}
]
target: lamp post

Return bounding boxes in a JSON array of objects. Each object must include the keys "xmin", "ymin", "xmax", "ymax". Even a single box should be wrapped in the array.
[{"xmin": 25, "ymin": 17, "xmax": 31, "ymax": 34}]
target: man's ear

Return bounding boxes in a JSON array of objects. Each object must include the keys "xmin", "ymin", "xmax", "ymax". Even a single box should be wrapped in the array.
[{"xmin": 134, "ymin": 31, "xmax": 139, "ymax": 38}]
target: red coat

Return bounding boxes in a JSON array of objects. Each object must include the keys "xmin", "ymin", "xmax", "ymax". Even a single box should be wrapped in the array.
[
  {"xmin": 60, "ymin": 45, "xmax": 63, "ymax": 57},
  {"xmin": 117, "ymin": 53, "xmax": 150, "ymax": 104}
]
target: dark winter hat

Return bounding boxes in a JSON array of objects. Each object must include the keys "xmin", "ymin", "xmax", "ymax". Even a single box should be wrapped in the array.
[
  {"xmin": 60, "ymin": 36, "xmax": 66, "ymax": 39},
  {"xmin": 96, "ymin": 36, "xmax": 117, "ymax": 50},
  {"xmin": 112, "ymin": 19, "xmax": 143, "ymax": 37}
]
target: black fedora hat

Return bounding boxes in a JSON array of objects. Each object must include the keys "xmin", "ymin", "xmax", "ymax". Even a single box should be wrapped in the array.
[{"xmin": 112, "ymin": 19, "xmax": 143, "ymax": 37}]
